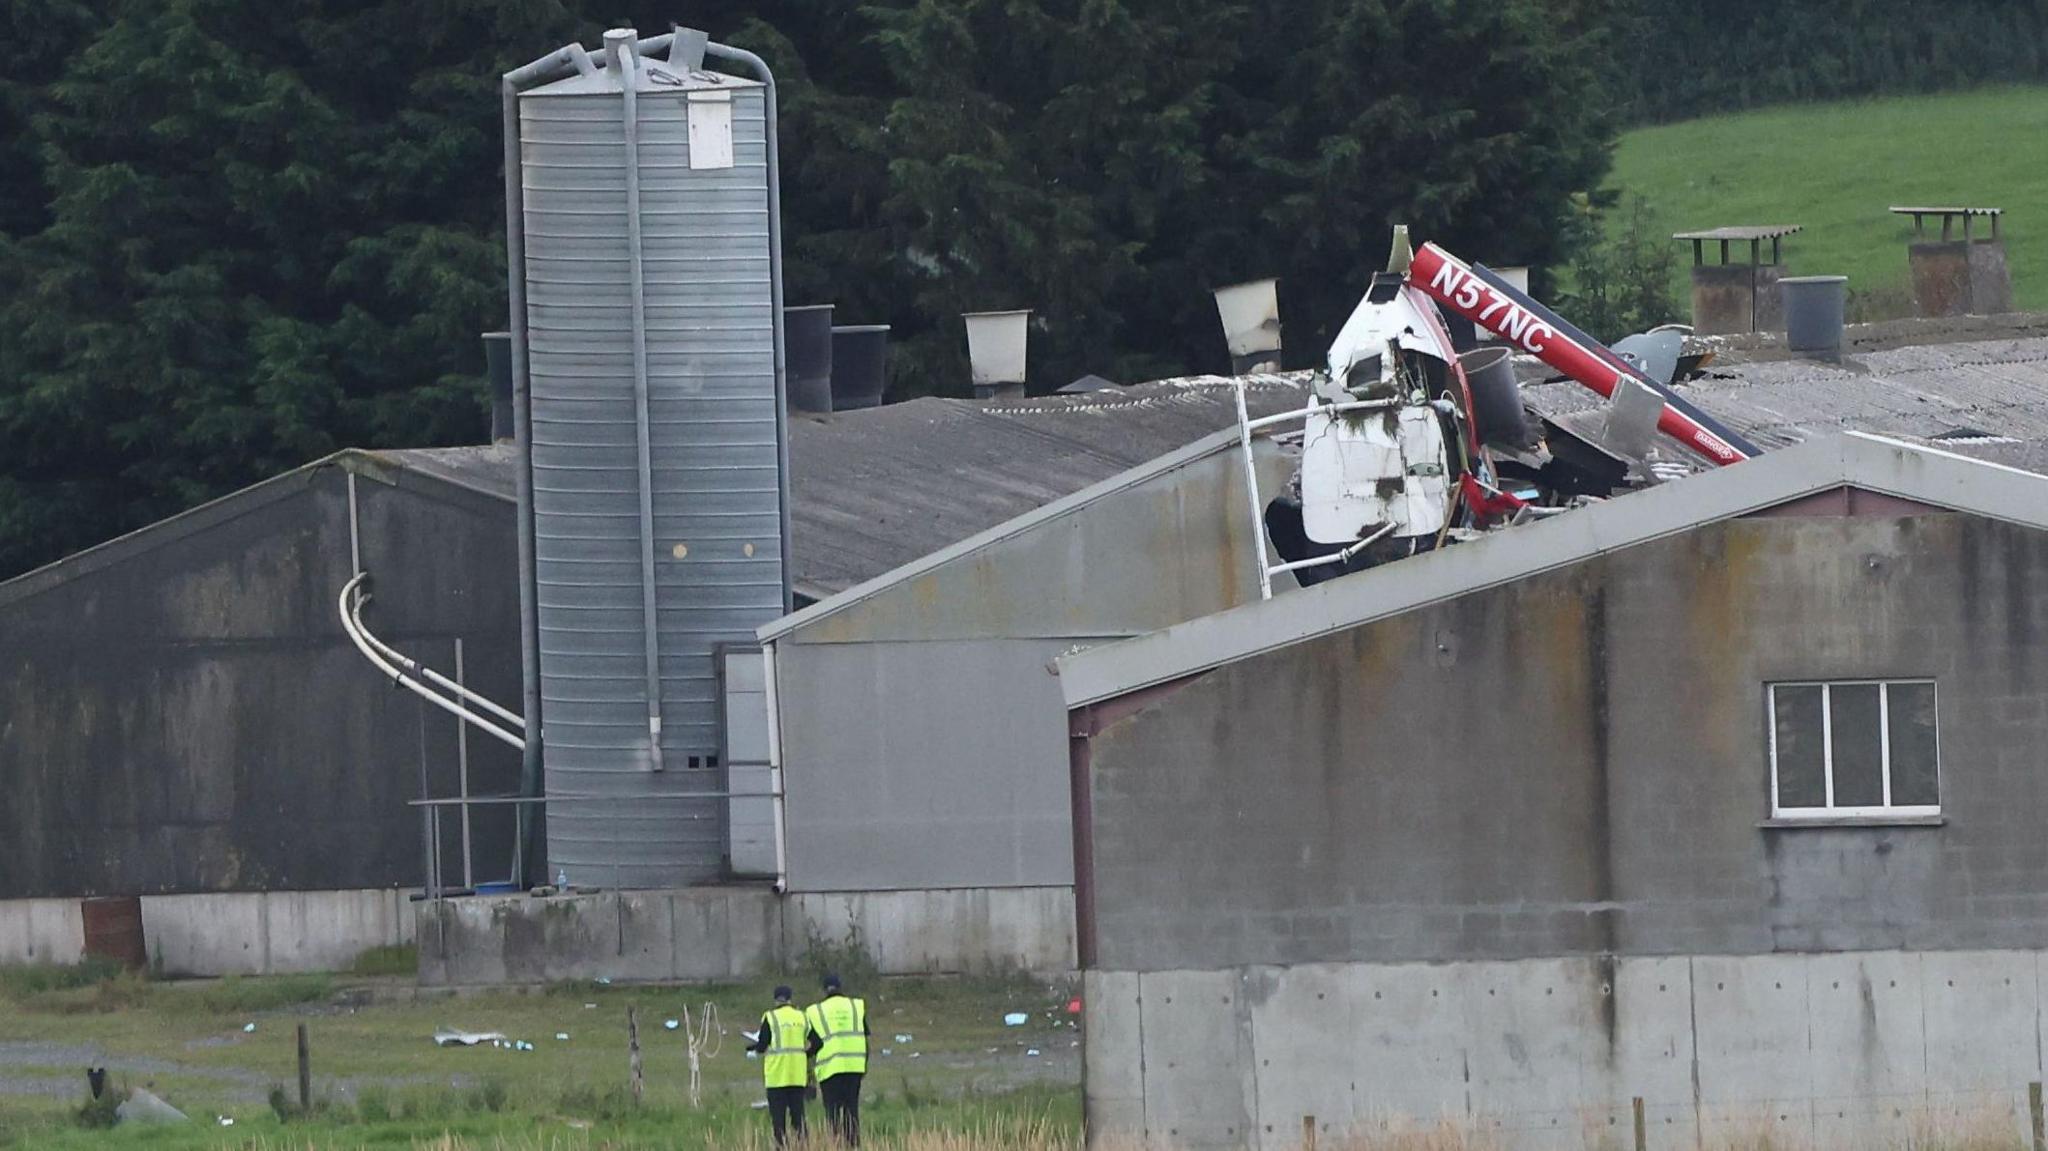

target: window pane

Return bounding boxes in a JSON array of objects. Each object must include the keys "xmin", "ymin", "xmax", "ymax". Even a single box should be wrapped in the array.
[
  {"xmin": 1774, "ymin": 685, "xmax": 1826, "ymax": 809},
  {"xmin": 1830, "ymin": 683, "xmax": 1884, "ymax": 807},
  {"xmin": 1888, "ymin": 682, "xmax": 1940, "ymax": 807}
]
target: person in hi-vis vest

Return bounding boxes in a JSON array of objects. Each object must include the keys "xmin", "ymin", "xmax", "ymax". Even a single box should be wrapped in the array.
[
  {"xmin": 749, "ymin": 985, "xmax": 810, "ymax": 1145},
  {"xmin": 805, "ymin": 972, "xmax": 869, "ymax": 1145}
]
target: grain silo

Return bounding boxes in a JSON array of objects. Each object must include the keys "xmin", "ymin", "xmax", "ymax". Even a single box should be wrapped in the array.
[{"xmin": 506, "ymin": 27, "xmax": 790, "ymax": 888}]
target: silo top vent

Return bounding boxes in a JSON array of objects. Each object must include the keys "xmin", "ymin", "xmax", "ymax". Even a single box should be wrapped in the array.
[{"xmin": 523, "ymin": 29, "xmax": 764, "ymax": 97}]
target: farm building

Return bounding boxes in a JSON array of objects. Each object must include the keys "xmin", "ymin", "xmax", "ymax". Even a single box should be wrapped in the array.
[
  {"xmin": 8, "ymin": 317, "xmax": 2048, "ymax": 981},
  {"xmin": 1061, "ymin": 432, "xmax": 2048, "ymax": 1150},
  {"xmin": 0, "ymin": 374, "xmax": 1304, "ymax": 976},
  {"xmin": 0, "ymin": 447, "xmax": 522, "ymax": 973}
]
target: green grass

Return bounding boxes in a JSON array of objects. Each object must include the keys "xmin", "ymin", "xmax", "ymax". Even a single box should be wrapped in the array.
[
  {"xmin": 343, "ymin": 946, "xmax": 418, "ymax": 979},
  {"xmin": 0, "ymin": 966, "xmax": 1080, "ymax": 1150},
  {"xmin": 1608, "ymin": 85, "xmax": 2048, "ymax": 316},
  {"xmin": 0, "ymin": 958, "xmax": 126, "ymax": 1000},
  {"xmin": 0, "ymin": 1088, "xmax": 1081, "ymax": 1150},
  {"xmin": 6, "ymin": 971, "xmax": 333, "ymax": 1017}
]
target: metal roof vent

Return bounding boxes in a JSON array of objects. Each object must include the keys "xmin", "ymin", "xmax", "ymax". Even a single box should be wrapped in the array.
[
  {"xmin": 965, "ymin": 310, "xmax": 1030, "ymax": 400},
  {"xmin": 786, "ymin": 305, "xmax": 835, "ymax": 413},
  {"xmin": 830, "ymin": 324, "xmax": 889, "ymax": 409},
  {"xmin": 1212, "ymin": 279, "xmax": 1281, "ymax": 374}
]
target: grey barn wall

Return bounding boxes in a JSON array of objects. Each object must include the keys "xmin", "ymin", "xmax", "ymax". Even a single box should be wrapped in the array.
[
  {"xmin": 1084, "ymin": 511, "xmax": 2048, "ymax": 972},
  {"xmin": 779, "ymin": 637, "xmax": 1086, "ymax": 890},
  {"xmin": 0, "ymin": 463, "xmax": 523, "ymax": 898},
  {"xmin": 775, "ymin": 441, "xmax": 1294, "ymax": 894}
]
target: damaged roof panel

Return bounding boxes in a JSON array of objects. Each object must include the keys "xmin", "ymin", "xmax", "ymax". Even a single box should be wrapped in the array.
[{"xmin": 1524, "ymin": 335, "xmax": 2048, "ymax": 456}]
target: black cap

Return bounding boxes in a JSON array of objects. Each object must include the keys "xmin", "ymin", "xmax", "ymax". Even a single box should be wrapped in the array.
[
  {"xmin": 773, "ymin": 985, "xmax": 793, "ymax": 1002},
  {"xmin": 821, "ymin": 972, "xmax": 842, "ymax": 991}
]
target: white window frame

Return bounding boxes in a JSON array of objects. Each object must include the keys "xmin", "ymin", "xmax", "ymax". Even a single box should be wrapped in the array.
[{"xmin": 1767, "ymin": 679, "xmax": 1941, "ymax": 819}]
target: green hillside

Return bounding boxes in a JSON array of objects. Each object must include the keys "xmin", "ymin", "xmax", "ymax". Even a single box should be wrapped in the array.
[{"xmin": 1608, "ymin": 86, "xmax": 2048, "ymax": 317}]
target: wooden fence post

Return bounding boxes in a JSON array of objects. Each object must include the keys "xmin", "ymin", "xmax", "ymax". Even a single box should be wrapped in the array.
[
  {"xmin": 1632, "ymin": 1096, "xmax": 1646, "ymax": 1151},
  {"xmin": 1301, "ymin": 1115, "xmax": 1316, "ymax": 1151},
  {"xmin": 628, "ymin": 1007, "xmax": 645, "ymax": 1105},
  {"xmin": 296, "ymin": 1023, "xmax": 311, "ymax": 1114}
]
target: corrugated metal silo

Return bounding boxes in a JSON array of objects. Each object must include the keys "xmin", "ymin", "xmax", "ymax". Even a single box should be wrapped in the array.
[{"xmin": 520, "ymin": 31, "xmax": 786, "ymax": 888}]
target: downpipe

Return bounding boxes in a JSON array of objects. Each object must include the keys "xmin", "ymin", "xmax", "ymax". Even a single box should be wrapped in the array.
[
  {"xmin": 608, "ymin": 29, "xmax": 670, "ymax": 775},
  {"xmin": 762, "ymin": 640, "xmax": 790, "ymax": 894}
]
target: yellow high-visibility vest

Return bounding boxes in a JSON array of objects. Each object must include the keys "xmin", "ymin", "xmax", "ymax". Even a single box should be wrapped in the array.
[
  {"xmin": 762, "ymin": 1004, "xmax": 809, "ymax": 1089},
  {"xmin": 804, "ymin": 994, "xmax": 868, "ymax": 1080}
]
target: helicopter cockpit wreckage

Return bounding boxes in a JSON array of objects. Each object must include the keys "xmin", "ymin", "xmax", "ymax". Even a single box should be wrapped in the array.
[{"xmin": 1241, "ymin": 227, "xmax": 1762, "ymax": 593}]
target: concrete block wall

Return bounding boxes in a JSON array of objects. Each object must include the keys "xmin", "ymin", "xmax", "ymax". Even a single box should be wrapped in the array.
[
  {"xmin": 0, "ymin": 899, "xmax": 85, "ymax": 965},
  {"xmin": 0, "ymin": 890, "xmax": 414, "ymax": 975},
  {"xmin": 143, "ymin": 890, "xmax": 415, "ymax": 975},
  {"xmin": 785, "ymin": 886, "xmax": 1075, "ymax": 976},
  {"xmin": 1085, "ymin": 950, "xmax": 2048, "ymax": 1151},
  {"xmin": 417, "ymin": 885, "xmax": 1075, "ymax": 986}
]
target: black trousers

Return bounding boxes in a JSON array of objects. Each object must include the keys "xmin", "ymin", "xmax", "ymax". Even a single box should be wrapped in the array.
[
  {"xmin": 766, "ymin": 1086, "xmax": 807, "ymax": 1146},
  {"xmin": 820, "ymin": 1072, "xmax": 863, "ymax": 1145}
]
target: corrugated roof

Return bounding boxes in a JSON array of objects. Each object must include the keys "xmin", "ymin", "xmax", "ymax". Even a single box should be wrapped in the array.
[
  {"xmin": 782, "ymin": 375, "xmax": 1310, "ymax": 596},
  {"xmin": 1521, "ymin": 335, "xmax": 2048, "ymax": 469},
  {"xmin": 386, "ymin": 376, "xmax": 1317, "ymax": 598},
  {"xmin": 382, "ymin": 332, "xmax": 2048, "ymax": 597},
  {"xmin": 16, "ymin": 320, "xmax": 2048, "ymax": 606}
]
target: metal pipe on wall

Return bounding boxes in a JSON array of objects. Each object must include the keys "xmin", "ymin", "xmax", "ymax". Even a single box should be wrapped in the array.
[
  {"xmin": 608, "ymin": 29, "xmax": 669, "ymax": 774},
  {"xmin": 347, "ymin": 593, "xmax": 525, "ymax": 730},
  {"xmin": 338, "ymin": 575, "xmax": 525, "ymax": 750},
  {"xmin": 762, "ymin": 640, "xmax": 790, "ymax": 893}
]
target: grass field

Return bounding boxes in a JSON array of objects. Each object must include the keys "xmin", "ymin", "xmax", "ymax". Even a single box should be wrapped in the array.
[
  {"xmin": 0, "ymin": 962, "xmax": 1081, "ymax": 1149},
  {"xmin": 1607, "ymin": 85, "xmax": 2048, "ymax": 316}
]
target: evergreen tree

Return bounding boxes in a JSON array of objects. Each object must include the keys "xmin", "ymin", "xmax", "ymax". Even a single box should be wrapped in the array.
[
  {"xmin": 0, "ymin": 0, "xmax": 1658, "ymax": 577},
  {"xmin": 866, "ymin": 0, "xmax": 1612, "ymax": 390},
  {"xmin": 0, "ymin": 0, "xmax": 587, "ymax": 575}
]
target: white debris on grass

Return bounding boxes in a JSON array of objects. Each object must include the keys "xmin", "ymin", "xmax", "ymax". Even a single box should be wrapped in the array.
[
  {"xmin": 1003, "ymin": 1012, "xmax": 1028, "ymax": 1026},
  {"xmin": 116, "ymin": 1089, "xmax": 188, "ymax": 1126},
  {"xmin": 434, "ymin": 1029, "xmax": 509, "ymax": 1048}
]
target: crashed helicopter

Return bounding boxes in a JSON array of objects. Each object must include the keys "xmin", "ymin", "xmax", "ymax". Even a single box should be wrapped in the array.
[{"xmin": 1246, "ymin": 228, "xmax": 1762, "ymax": 592}]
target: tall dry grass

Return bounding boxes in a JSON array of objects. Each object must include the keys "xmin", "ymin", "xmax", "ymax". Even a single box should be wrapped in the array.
[{"xmin": 182, "ymin": 1106, "xmax": 2040, "ymax": 1151}]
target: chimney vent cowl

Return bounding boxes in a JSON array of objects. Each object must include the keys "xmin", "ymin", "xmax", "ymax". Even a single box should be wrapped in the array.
[
  {"xmin": 963, "ymin": 310, "xmax": 1031, "ymax": 395},
  {"xmin": 1212, "ymin": 278, "xmax": 1282, "ymax": 374}
]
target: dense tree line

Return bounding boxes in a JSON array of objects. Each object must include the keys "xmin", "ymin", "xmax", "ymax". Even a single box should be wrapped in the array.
[{"xmin": 2, "ymin": 0, "xmax": 2035, "ymax": 578}]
